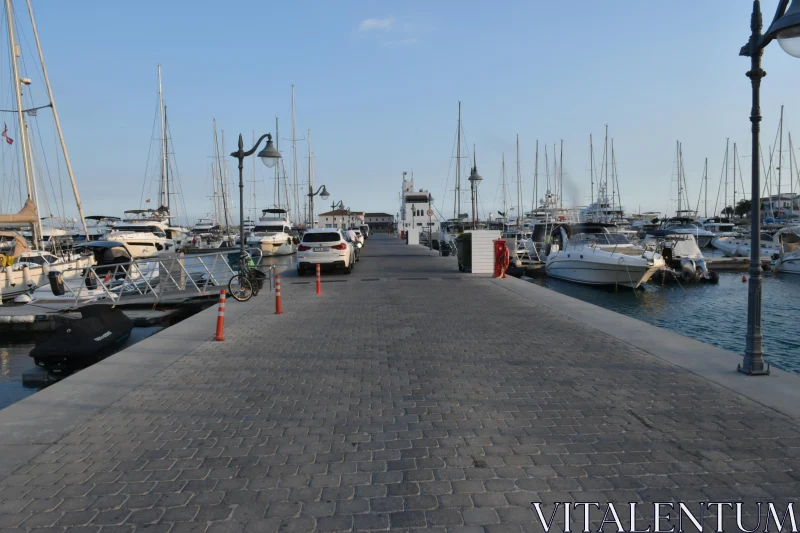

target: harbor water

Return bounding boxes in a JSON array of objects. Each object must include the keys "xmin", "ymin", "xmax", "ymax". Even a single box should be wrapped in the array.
[{"xmin": 528, "ymin": 271, "xmax": 800, "ymax": 374}]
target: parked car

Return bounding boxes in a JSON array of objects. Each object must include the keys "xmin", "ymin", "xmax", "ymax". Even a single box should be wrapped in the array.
[
  {"xmin": 297, "ymin": 229, "xmax": 355, "ymax": 275},
  {"xmin": 359, "ymin": 224, "xmax": 370, "ymax": 238}
]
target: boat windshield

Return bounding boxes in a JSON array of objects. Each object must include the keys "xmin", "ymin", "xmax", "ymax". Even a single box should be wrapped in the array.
[
  {"xmin": 254, "ymin": 224, "xmax": 290, "ymax": 233},
  {"xmin": 569, "ymin": 232, "xmax": 630, "ymax": 246}
]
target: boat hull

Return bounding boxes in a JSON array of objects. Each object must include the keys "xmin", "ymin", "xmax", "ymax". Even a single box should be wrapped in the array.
[
  {"xmin": 247, "ymin": 236, "xmax": 296, "ymax": 256},
  {"xmin": 545, "ymin": 255, "xmax": 664, "ymax": 288},
  {"xmin": 774, "ymin": 256, "xmax": 800, "ymax": 275}
]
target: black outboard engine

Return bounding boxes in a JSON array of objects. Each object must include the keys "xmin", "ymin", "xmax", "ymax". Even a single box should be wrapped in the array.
[
  {"xmin": 85, "ymin": 270, "xmax": 98, "ymax": 290},
  {"xmin": 48, "ymin": 271, "xmax": 65, "ymax": 296}
]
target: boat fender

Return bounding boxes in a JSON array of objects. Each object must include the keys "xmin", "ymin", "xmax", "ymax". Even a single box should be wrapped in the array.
[
  {"xmin": 42, "ymin": 262, "xmax": 50, "ymax": 276},
  {"xmin": 85, "ymin": 270, "xmax": 98, "ymax": 290},
  {"xmin": 22, "ymin": 265, "xmax": 32, "ymax": 287},
  {"xmin": 49, "ymin": 271, "xmax": 66, "ymax": 296},
  {"xmin": 4, "ymin": 265, "xmax": 12, "ymax": 287},
  {"xmin": 742, "ymin": 274, "xmax": 747, "ymax": 282}
]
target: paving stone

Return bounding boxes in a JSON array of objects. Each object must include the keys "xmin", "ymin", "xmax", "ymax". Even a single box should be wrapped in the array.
[{"xmin": 1, "ymin": 235, "xmax": 799, "ymax": 532}]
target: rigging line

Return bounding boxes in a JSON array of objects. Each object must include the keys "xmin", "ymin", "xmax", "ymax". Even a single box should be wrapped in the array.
[
  {"xmin": 441, "ymin": 119, "xmax": 458, "ymax": 219},
  {"xmin": 713, "ymin": 146, "xmax": 726, "ymax": 217},
  {"xmin": 735, "ymin": 146, "xmax": 747, "ymax": 208},
  {"xmin": 51, "ymin": 110, "xmax": 65, "ymax": 219},
  {"xmin": 32, "ymin": 113, "xmax": 65, "ymax": 222},
  {"xmin": 139, "ymin": 99, "xmax": 160, "ymax": 209}
]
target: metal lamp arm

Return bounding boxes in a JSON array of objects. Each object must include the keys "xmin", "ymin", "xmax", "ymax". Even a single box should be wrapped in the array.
[
  {"xmin": 311, "ymin": 185, "xmax": 326, "ymax": 197},
  {"xmin": 740, "ymin": 0, "xmax": 791, "ymax": 55},
  {"xmin": 231, "ymin": 133, "xmax": 272, "ymax": 159}
]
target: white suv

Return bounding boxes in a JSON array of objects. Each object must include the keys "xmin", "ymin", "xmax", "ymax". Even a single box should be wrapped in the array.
[{"xmin": 297, "ymin": 229, "xmax": 355, "ymax": 275}]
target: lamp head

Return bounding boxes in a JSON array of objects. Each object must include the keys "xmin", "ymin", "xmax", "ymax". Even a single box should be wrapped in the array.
[
  {"xmin": 766, "ymin": 0, "xmax": 800, "ymax": 58},
  {"xmin": 319, "ymin": 185, "xmax": 330, "ymax": 200},
  {"xmin": 258, "ymin": 134, "xmax": 282, "ymax": 168}
]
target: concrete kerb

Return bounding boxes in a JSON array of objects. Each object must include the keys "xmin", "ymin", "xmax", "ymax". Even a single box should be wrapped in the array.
[
  {"xmin": 0, "ymin": 291, "xmax": 269, "ymax": 474},
  {"xmin": 490, "ymin": 274, "xmax": 800, "ymax": 423}
]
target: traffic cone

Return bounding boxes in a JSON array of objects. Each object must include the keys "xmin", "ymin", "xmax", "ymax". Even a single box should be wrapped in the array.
[
  {"xmin": 316, "ymin": 264, "xmax": 322, "ymax": 296},
  {"xmin": 215, "ymin": 289, "xmax": 226, "ymax": 341},
  {"xmin": 275, "ymin": 275, "xmax": 283, "ymax": 315}
]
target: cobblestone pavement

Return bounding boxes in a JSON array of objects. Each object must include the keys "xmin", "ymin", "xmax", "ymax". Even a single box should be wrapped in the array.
[{"xmin": 0, "ymin": 234, "xmax": 798, "ymax": 532}]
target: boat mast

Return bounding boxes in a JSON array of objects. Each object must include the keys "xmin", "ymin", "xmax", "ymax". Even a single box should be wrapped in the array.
[
  {"xmin": 778, "ymin": 104, "xmax": 784, "ymax": 216},
  {"xmin": 704, "ymin": 157, "xmax": 708, "ymax": 218},
  {"xmin": 291, "ymin": 84, "xmax": 299, "ymax": 225},
  {"xmin": 611, "ymin": 139, "xmax": 616, "ymax": 219},
  {"xmin": 790, "ymin": 133, "xmax": 796, "ymax": 219},
  {"xmin": 6, "ymin": 0, "xmax": 42, "ymax": 248},
  {"xmin": 251, "ymin": 130, "xmax": 257, "ymax": 222},
  {"xmin": 501, "ymin": 153, "xmax": 507, "ymax": 225},
  {"xmin": 731, "ymin": 143, "xmax": 739, "ymax": 216},
  {"xmin": 676, "ymin": 141, "xmax": 682, "ymax": 215},
  {"xmin": 533, "ymin": 140, "xmax": 539, "ymax": 217},
  {"xmin": 724, "ymin": 138, "xmax": 729, "ymax": 216},
  {"xmin": 212, "ymin": 120, "xmax": 230, "ymax": 230},
  {"xmin": 559, "ymin": 140, "xmax": 563, "ymax": 211},
  {"xmin": 164, "ymin": 105, "xmax": 171, "ymax": 216},
  {"xmin": 456, "ymin": 101, "xmax": 461, "ymax": 221},
  {"xmin": 307, "ymin": 128, "xmax": 313, "ymax": 227},
  {"xmin": 275, "ymin": 117, "xmax": 280, "ymax": 209},
  {"xmin": 589, "ymin": 134, "xmax": 594, "ymax": 217},
  {"xmin": 516, "ymin": 135, "xmax": 521, "ymax": 229},
  {"xmin": 25, "ymin": 0, "xmax": 88, "ymax": 240},
  {"xmin": 158, "ymin": 65, "xmax": 167, "ymax": 210}
]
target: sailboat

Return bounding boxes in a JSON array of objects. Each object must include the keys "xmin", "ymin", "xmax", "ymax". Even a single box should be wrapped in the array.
[
  {"xmin": 107, "ymin": 66, "xmax": 187, "ymax": 257},
  {"xmin": 0, "ymin": 0, "xmax": 93, "ymax": 301}
]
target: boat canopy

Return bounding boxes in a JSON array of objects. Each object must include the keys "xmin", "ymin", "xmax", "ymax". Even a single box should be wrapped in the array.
[
  {"xmin": 262, "ymin": 208, "xmax": 288, "ymax": 215},
  {"xmin": 85, "ymin": 215, "xmax": 121, "ymax": 222},
  {"xmin": 774, "ymin": 226, "xmax": 800, "ymax": 244},
  {"xmin": 0, "ymin": 230, "xmax": 31, "ymax": 257},
  {"xmin": 0, "ymin": 198, "xmax": 38, "ymax": 226}
]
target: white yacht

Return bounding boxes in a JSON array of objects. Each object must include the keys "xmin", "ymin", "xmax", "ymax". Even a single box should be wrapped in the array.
[
  {"xmin": 648, "ymin": 217, "xmax": 715, "ymax": 248},
  {"xmin": 246, "ymin": 209, "xmax": 296, "ymax": 256},
  {"xmin": 772, "ymin": 226, "xmax": 800, "ymax": 275},
  {"xmin": 105, "ymin": 210, "xmax": 182, "ymax": 258},
  {"xmin": 695, "ymin": 217, "xmax": 738, "ymax": 239},
  {"xmin": 545, "ymin": 223, "xmax": 664, "ymax": 288},
  {"xmin": 71, "ymin": 215, "xmax": 119, "ymax": 243}
]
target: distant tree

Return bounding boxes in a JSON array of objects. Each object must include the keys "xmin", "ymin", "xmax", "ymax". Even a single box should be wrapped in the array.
[
  {"xmin": 734, "ymin": 199, "xmax": 751, "ymax": 217},
  {"xmin": 722, "ymin": 206, "xmax": 735, "ymax": 216}
]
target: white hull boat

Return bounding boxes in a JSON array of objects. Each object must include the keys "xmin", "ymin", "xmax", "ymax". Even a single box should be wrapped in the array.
[
  {"xmin": 247, "ymin": 209, "xmax": 296, "ymax": 256},
  {"xmin": 772, "ymin": 226, "xmax": 800, "ymax": 275},
  {"xmin": 711, "ymin": 236, "xmax": 779, "ymax": 258},
  {"xmin": 545, "ymin": 224, "xmax": 665, "ymax": 288},
  {"xmin": 104, "ymin": 232, "xmax": 174, "ymax": 259}
]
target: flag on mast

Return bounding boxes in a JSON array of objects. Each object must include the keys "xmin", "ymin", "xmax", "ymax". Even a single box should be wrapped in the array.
[{"xmin": 2, "ymin": 124, "xmax": 13, "ymax": 145}]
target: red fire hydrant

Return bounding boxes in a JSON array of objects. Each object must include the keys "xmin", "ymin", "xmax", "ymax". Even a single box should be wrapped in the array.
[{"xmin": 493, "ymin": 239, "xmax": 510, "ymax": 278}]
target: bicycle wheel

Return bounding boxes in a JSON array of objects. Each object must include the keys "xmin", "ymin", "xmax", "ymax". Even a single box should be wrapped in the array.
[{"xmin": 228, "ymin": 274, "xmax": 253, "ymax": 302}]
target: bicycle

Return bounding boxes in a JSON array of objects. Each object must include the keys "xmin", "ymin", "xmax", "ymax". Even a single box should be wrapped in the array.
[{"xmin": 228, "ymin": 251, "xmax": 261, "ymax": 302}]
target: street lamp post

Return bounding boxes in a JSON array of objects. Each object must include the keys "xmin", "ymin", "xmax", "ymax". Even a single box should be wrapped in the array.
[
  {"xmin": 307, "ymin": 185, "xmax": 330, "ymax": 229},
  {"xmin": 330, "ymin": 200, "xmax": 343, "ymax": 230},
  {"xmin": 738, "ymin": 0, "xmax": 800, "ymax": 375},
  {"xmin": 230, "ymin": 133, "xmax": 281, "ymax": 267}
]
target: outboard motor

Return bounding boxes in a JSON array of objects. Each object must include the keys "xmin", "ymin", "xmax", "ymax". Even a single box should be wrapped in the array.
[
  {"xmin": 85, "ymin": 270, "xmax": 98, "ymax": 290},
  {"xmin": 48, "ymin": 271, "xmax": 65, "ymax": 296},
  {"xmin": 681, "ymin": 258, "xmax": 696, "ymax": 279}
]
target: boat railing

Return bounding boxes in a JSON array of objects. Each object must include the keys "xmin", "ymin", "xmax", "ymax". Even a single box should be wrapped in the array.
[{"xmin": 49, "ymin": 249, "xmax": 276, "ymax": 307}]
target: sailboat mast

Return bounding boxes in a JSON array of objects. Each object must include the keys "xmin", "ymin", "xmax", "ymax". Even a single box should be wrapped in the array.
[
  {"xmin": 533, "ymin": 140, "xmax": 539, "ymax": 216},
  {"xmin": 501, "ymin": 153, "xmax": 507, "ymax": 224},
  {"xmin": 516, "ymin": 135, "xmax": 521, "ymax": 229},
  {"xmin": 25, "ymin": 0, "xmax": 88, "ymax": 240},
  {"xmin": 456, "ymin": 101, "xmax": 461, "ymax": 220},
  {"xmin": 676, "ymin": 141, "xmax": 682, "ymax": 214},
  {"xmin": 307, "ymin": 128, "xmax": 313, "ymax": 227},
  {"xmin": 733, "ymin": 142, "xmax": 737, "ymax": 214},
  {"xmin": 164, "ymin": 105, "xmax": 171, "ymax": 216},
  {"xmin": 559, "ymin": 140, "xmax": 563, "ymax": 211},
  {"xmin": 790, "ymin": 133, "xmax": 796, "ymax": 219},
  {"xmin": 778, "ymin": 104, "xmax": 784, "ymax": 215},
  {"xmin": 158, "ymin": 65, "xmax": 167, "ymax": 210},
  {"xmin": 589, "ymin": 134, "xmax": 594, "ymax": 214},
  {"xmin": 291, "ymin": 84, "xmax": 299, "ymax": 225},
  {"xmin": 724, "ymin": 138, "xmax": 729, "ymax": 215},
  {"xmin": 252, "ymin": 130, "xmax": 256, "ymax": 222},
  {"xmin": 611, "ymin": 139, "xmax": 616, "ymax": 217},
  {"xmin": 704, "ymin": 157, "xmax": 708, "ymax": 218},
  {"xmin": 212, "ymin": 120, "xmax": 229, "ymax": 229},
  {"xmin": 275, "ymin": 117, "xmax": 280, "ymax": 209},
  {"xmin": 6, "ymin": 0, "xmax": 42, "ymax": 248},
  {"xmin": 222, "ymin": 130, "xmax": 234, "ymax": 229}
]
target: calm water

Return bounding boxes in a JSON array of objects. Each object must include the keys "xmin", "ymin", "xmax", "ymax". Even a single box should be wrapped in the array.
[
  {"xmin": 529, "ymin": 272, "xmax": 800, "ymax": 373},
  {"xmin": 0, "ymin": 326, "xmax": 165, "ymax": 411}
]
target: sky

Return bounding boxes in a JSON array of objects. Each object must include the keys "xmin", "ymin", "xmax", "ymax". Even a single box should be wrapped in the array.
[{"xmin": 3, "ymin": 1, "xmax": 800, "ymax": 226}]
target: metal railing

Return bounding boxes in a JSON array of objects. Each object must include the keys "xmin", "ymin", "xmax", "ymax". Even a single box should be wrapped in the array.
[{"xmin": 49, "ymin": 249, "xmax": 276, "ymax": 307}]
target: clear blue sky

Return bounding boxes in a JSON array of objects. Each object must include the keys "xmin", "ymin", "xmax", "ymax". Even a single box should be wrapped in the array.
[{"xmin": 9, "ymin": 1, "xmax": 800, "ymax": 225}]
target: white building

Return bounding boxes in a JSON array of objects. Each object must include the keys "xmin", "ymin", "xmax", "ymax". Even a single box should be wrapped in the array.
[
  {"xmin": 318, "ymin": 210, "xmax": 365, "ymax": 230},
  {"xmin": 364, "ymin": 213, "xmax": 394, "ymax": 231},
  {"xmin": 400, "ymin": 174, "xmax": 439, "ymax": 232}
]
